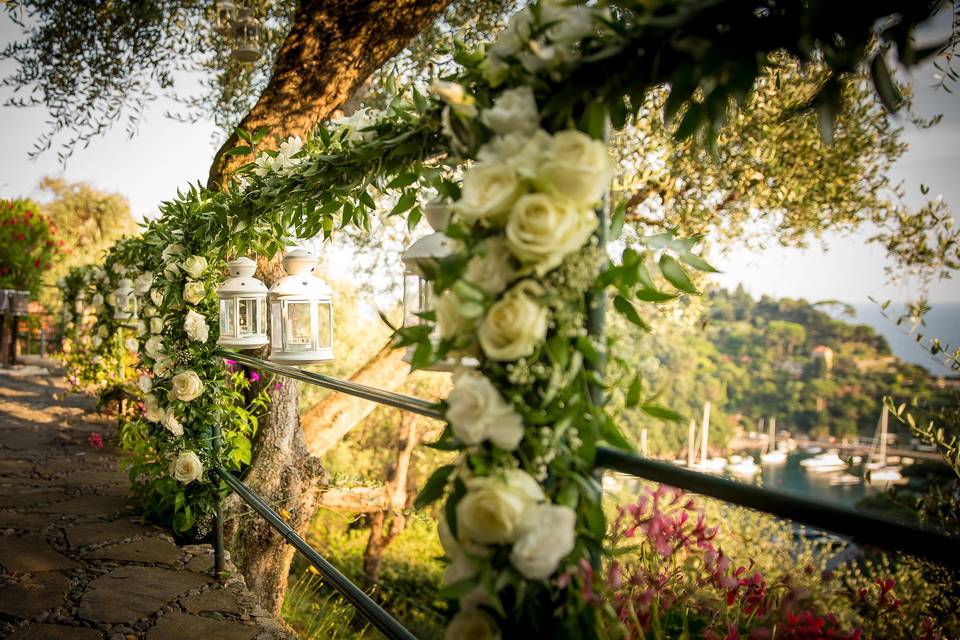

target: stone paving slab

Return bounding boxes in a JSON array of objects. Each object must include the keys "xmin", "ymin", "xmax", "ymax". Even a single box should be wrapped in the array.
[
  {"xmin": 0, "ymin": 571, "xmax": 71, "ymax": 618},
  {"xmin": 0, "ymin": 536, "xmax": 80, "ymax": 573},
  {"xmin": 79, "ymin": 566, "xmax": 209, "ymax": 624},
  {"xmin": 66, "ymin": 520, "xmax": 163, "ymax": 549},
  {"xmin": 146, "ymin": 613, "xmax": 259, "ymax": 640},
  {"xmin": 0, "ymin": 372, "xmax": 299, "ymax": 639},
  {"xmin": 85, "ymin": 538, "xmax": 182, "ymax": 565}
]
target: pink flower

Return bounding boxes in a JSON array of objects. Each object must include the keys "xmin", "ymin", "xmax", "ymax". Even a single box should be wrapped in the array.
[
  {"xmin": 249, "ymin": 371, "xmax": 260, "ymax": 382},
  {"xmin": 88, "ymin": 432, "xmax": 103, "ymax": 449},
  {"xmin": 225, "ymin": 359, "xmax": 237, "ymax": 369}
]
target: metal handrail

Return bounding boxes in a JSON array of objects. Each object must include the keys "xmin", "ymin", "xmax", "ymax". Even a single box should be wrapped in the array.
[
  {"xmin": 215, "ymin": 468, "xmax": 419, "ymax": 640},
  {"xmin": 216, "ymin": 349, "xmax": 442, "ymax": 419},
  {"xmin": 595, "ymin": 447, "xmax": 960, "ymax": 569}
]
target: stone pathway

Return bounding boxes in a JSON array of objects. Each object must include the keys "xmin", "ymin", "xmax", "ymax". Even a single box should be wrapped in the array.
[{"xmin": 0, "ymin": 367, "xmax": 298, "ymax": 640}]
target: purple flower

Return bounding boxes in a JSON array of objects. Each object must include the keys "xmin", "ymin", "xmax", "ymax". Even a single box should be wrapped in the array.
[
  {"xmin": 249, "ymin": 371, "xmax": 261, "ymax": 382},
  {"xmin": 274, "ymin": 382, "xmax": 282, "ymax": 391}
]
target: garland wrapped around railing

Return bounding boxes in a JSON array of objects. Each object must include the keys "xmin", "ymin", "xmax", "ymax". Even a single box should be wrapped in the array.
[{"xmin": 57, "ymin": 1, "xmax": 953, "ymax": 637}]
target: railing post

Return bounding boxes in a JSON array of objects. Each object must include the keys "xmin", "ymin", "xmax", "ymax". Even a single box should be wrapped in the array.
[
  {"xmin": 0, "ymin": 311, "xmax": 7, "ymax": 368},
  {"xmin": 212, "ymin": 421, "xmax": 225, "ymax": 580}
]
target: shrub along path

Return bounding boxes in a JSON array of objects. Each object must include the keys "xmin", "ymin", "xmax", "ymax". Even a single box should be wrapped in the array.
[{"xmin": 0, "ymin": 364, "xmax": 298, "ymax": 640}]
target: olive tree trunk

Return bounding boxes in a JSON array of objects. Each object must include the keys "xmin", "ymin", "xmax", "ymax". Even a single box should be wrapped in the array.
[
  {"xmin": 210, "ymin": 0, "xmax": 452, "ymax": 615},
  {"xmin": 207, "ymin": 0, "xmax": 453, "ymax": 189}
]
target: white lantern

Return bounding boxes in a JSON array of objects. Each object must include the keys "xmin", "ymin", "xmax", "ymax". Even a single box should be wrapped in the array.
[
  {"xmin": 231, "ymin": 7, "xmax": 262, "ymax": 63},
  {"xmin": 213, "ymin": 0, "xmax": 237, "ymax": 36},
  {"xmin": 268, "ymin": 249, "xmax": 334, "ymax": 364},
  {"xmin": 0, "ymin": 290, "xmax": 10, "ymax": 315},
  {"xmin": 216, "ymin": 257, "xmax": 268, "ymax": 350},
  {"xmin": 401, "ymin": 202, "xmax": 459, "ymax": 371},
  {"xmin": 113, "ymin": 279, "xmax": 137, "ymax": 321}
]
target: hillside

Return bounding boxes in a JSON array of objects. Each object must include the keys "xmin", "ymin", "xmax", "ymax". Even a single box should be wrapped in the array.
[{"xmin": 610, "ymin": 286, "xmax": 955, "ymax": 456}]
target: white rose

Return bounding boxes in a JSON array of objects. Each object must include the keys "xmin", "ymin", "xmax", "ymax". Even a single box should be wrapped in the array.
[
  {"xmin": 481, "ymin": 86, "xmax": 539, "ymax": 136},
  {"xmin": 183, "ymin": 281, "xmax": 205, "ymax": 305},
  {"xmin": 144, "ymin": 305, "xmax": 157, "ymax": 318},
  {"xmin": 145, "ymin": 336, "xmax": 164, "ymax": 359},
  {"xmin": 150, "ymin": 288, "xmax": 164, "ymax": 307},
  {"xmin": 536, "ymin": 129, "xmax": 614, "ymax": 207},
  {"xmin": 444, "ymin": 610, "xmax": 501, "ymax": 640},
  {"xmin": 138, "ymin": 374, "xmax": 152, "ymax": 393},
  {"xmin": 464, "ymin": 238, "xmax": 517, "ymax": 296},
  {"xmin": 182, "ymin": 256, "xmax": 208, "ymax": 279},
  {"xmin": 124, "ymin": 337, "xmax": 139, "ymax": 354},
  {"xmin": 153, "ymin": 357, "xmax": 173, "ymax": 378},
  {"xmin": 150, "ymin": 317, "xmax": 164, "ymax": 334},
  {"xmin": 447, "ymin": 368, "xmax": 524, "ymax": 451},
  {"xmin": 331, "ymin": 107, "xmax": 378, "ymax": 143},
  {"xmin": 169, "ymin": 451, "xmax": 203, "ymax": 484},
  {"xmin": 92, "ymin": 293, "xmax": 104, "ymax": 309},
  {"xmin": 430, "ymin": 80, "xmax": 478, "ymax": 118},
  {"xmin": 162, "ymin": 411, "xmax": 184, "ymax": 436},
  {"xmin": 477, "ymin": 129, "xmax": 551, "ymax": 180},
  {"xmin": 505, "ymin": 194, "xmax": 597, "ymax": 275},
  {"xmin": 135, "ymin": 320, "xmax": 147, "ymax": 336},
  {"xmin": 92, "ymin": 336, "xmax": 103, "ymax": 349},
  {"xmin": 170, "ymin": 370, "xmax": 204, "ymax": 402},
  {"xmin": 509, "ymin": 503, "xmax": 577, "ymax": 580},
  {"xmin": 134, "ymin": 271, "xmax": 154, "ymax": 294},
  {"xmin": 161, "ymin": 243, "xmax": 184, "ymax": 264},
  {"xmin": 457, "ymin": 469, "xmax": 544, "ymax": 545},
  {"xmin": 477, "ymin": 281, "xmax": 548, "ymax": 361},
  {"xmin": 435, "ymin": 290, "xmax": 478, "ymax": 341},
  {"xmin": 453, "ymin": 163, "xmax": 523, "ymax": 227},
  {"xmin": 183, "ymin": 309, "xmax": 209, "ymax": 343},
  {"xmin": 144, "ymin": 394, "xmax": 164, "ymax": 423}
]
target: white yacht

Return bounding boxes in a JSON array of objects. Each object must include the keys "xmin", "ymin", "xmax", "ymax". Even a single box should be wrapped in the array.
[
  {"xmin": 800, "ymin": 450, "xmax": 848, "ymax": 473},
  {"xmin": 726, "ymin": 456, "xmax": 759, "ymax": 477}
]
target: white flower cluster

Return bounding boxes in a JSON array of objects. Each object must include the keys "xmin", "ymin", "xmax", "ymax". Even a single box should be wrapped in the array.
[
  {"xmin": 437, "ymin": 85, "xmax": 613, "ymax": 639},
  {"xmin": 253, "ymin": 136, "xmax": 304, "ymax": 177},
  {"xmin": 442, "ymin": 468, "xmax": 576, "ymax": 637},
  {"xmin": 330, "ymin": 108, "xmax": 379, "ymax": 144},
  {"xmin": 442, "ymin": 86, "xmax": 612, "ymax": 363},
  {"xmin": 481, "ymin": 2, "xmax": 608, "ymax": 85}
]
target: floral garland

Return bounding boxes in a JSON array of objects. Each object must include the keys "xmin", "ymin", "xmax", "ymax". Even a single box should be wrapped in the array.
[{"xmin": 55, "ymin": 0, "xmax": 938, "ymax": 635}]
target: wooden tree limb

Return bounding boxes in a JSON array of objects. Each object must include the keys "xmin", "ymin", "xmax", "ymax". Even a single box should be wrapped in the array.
[
  {"xmin": 301, "ymin": 343, "xmax": 411, "ymax": 455},
  {"xmin": 207, "ymin": 0, "xmax": 453, "ymax": 189}
]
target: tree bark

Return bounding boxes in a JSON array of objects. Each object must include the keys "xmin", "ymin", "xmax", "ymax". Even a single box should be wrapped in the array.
[
  {"xmin": 301, "ymin": 344, "xmax": 410, "ymax": 455},
  {"xmin": 207, "ymin": 0, "xmax": 453, "ymax": 189},
  {"xmin": 362, "ymin": 411, "xmax": 420, "ymax": 585},
  {"xmin": 223, "ymin": 377, "xmax": 327, "ymax": 616}
]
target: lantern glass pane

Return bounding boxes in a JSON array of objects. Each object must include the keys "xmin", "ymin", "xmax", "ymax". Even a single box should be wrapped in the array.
[
  {"xmin": 238, "ymin": 298, "xmax": 259, "ymax": 336},
  {"xmin": 220, "ymin": 299, "xmax": 235, "ymax": 337},
  {"xmin": 317, "ymin": 301, "xmax": 332, "ymax": 348},
  {"xmin": 285, "ymin": 301, "xmax": 313, "ymax": 350},
  {"xmin": 270, "ymin": 302, "xmax": 282, "ymax": 349},
  {"xmin": 402, "ymin": 272, "xmax": 420, "ymax": 327}
]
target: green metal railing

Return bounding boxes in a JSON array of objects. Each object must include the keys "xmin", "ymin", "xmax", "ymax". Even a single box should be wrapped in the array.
[{"xmin": 211, "ymin": 347, "xmax": 960, "ymax": 640}]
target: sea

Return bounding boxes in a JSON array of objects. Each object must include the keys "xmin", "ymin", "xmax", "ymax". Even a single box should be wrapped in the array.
[{"xmin": 828, "ymin": 302, "xmax": 960, "ymax": 376}]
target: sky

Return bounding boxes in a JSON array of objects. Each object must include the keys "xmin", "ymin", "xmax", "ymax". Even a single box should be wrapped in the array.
[{"xmin": 1, "ymin": 11, "xmax": 958, "ymax": 306}]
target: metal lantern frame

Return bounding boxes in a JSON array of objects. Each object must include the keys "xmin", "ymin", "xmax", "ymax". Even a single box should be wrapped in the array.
[
  {"xmin": 213, "ymin": 0, "xmax": 237, "ymax": 35},
  {"xmin": 401, "ymin": 212, "xmax": 457, "ymax": 371},
  {"xmin": 0, "ymin": 289, "xmax": 10, "ymax": 315},
  {"xmin": 268, "ymin": 249, "xmax": 334, "ymax": 365},
  {"xmin": 8, "ymin": 290, "xmax": 30, "ymax": 316},
  {"xmin": 113, "ymin": 278, "xmax": 137, "ymax": 322},
  {"xmin": 230, "ymin": 6, "xmax": 262, "ymax": 63},
  {"xmin": 217, "ymin": 257, "xmax": 269, "ymax": 350}
]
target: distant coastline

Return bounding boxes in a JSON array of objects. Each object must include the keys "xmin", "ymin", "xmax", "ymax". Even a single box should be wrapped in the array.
[{"xmin": 827, "ymin": 302, "xmax": 960, "ymax": 376}]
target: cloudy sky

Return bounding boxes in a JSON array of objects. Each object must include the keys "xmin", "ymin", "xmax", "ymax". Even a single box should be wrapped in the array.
[{"xmin": 1, "ymin": 10, "xmax": 958, "ymax": 306}]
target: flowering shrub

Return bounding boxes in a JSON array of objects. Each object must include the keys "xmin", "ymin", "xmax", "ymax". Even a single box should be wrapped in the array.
[
  {"xmin": 601, "ymin": 485, "xmax": 950, "ymax": 639},
  {"xmin": 0, "ymin": 198, "xmax": 62, "ymax": 292}
]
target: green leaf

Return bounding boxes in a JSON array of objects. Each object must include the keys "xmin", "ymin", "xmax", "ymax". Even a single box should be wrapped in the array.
[
  {"xmin": 599, "ymin": 414, "xmax": 633, "ymax": 450},
  {"xmin": 391, "ymin": 191, "xmax": 417, "ymax": 215},
  {"xmin": 870, "ymin": 53, "xmax": 903, "ymax": 113},
  {"xmin": 414, "ymin": 464, "xmax": 455, "ymax": 510},
  {"xmin": 609, "ymin": 200, "xmax": 626, "ymax": 240},
  {"xmin": 640, "ymin": 403, "xmax": 684, "ymax": 422},
  {"xmin": 224, "ymin": 146, "xmax": 252, "ymax": 157},
  {"xmin": 635, "ymin": 287, "xmax": 677, "ymax": 303},
  {"xmin": 626, "ymin": 374, "xmax": 642, "ymax": 408},
  {"xmin": 678, "ymin": 252, "xmax": 719, "ymax": 273},
  {"xmin": 614, "ymin": 294, "xmax": 651, "ymax": 331},
  {"xmin": 659, "ymin": 254, "xmax": 698, "ymax": 294},
  {"xmin": 438, "ymin": 576, "xmax": 481, "ymax": 600},
  {"xmin": 581, "ymin": 101, "xmax": 607, "ymax": 139},
  {"xmin": 387, "ymin": 173, "xmax": 419, "ymax": 189}
]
